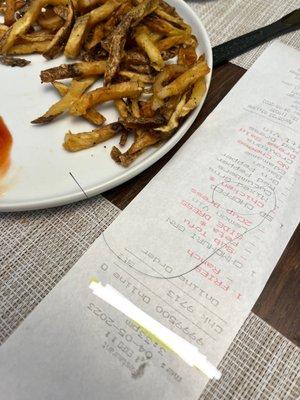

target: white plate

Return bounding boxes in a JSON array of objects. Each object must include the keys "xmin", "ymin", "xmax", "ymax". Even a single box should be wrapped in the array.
[{"xmin": 0, "ymin": 0, "xmax": 212, "ymax": 211}]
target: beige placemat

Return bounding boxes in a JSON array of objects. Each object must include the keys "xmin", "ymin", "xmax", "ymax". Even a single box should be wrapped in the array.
[
  {"xmin": 1, "ymin": 196, "xmax": 299, "ymax": 399},
  {"xmin": 188, "ymin": 0, "xmax": 300, "ymax": 69}
]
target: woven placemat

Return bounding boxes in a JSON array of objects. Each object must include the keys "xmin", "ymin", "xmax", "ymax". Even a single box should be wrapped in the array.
[
  {"xmin": 1, "ymin": 196, "xmax": 299, "ymax": 399},
  {"xmin": 188, "ymin": 0, "xmax": 300, "ymax": 69}
]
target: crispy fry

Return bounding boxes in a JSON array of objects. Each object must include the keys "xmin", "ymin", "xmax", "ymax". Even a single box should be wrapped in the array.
[
  {"xmin": 64, "ymin": 122, "xmax": 124, "ymax": 151},
  {"xmin": 64, "ymin": 0, "xmax": 121, "ymax": 58},
  {"xmin": 0, "ymin": 0, "xmax": 25, "ymax": 15},
  {"xmin": 43, "ymin": 0, "xmax": 74, "ymax": 59},
  {"xmin": 155, "ymin": 7, "xmax": 191, "ymax": 32},
  {"xmin": 89, "ymin": 0, "xmax": 121, "ymax": 25},
  {"xmin": 130, "ymin": 98, "xmax": 140, "ymax": 118},
  {"xmin": 40, "ymin": 60, "xmax": 106, "ymax": 82},
  {"xmin": 119, "ymin": 130, "xmax": 128, "ymax": 146},
  {"xmin": 111, "ymin": 130, "xmax": 161, "ymax": 166},
  {"xmin": 121, "ymin": 115, "xmax": 165, "ymax": 129},
  {"xmin": 122, "ymin": 49, "xmax": 149, "ymax": 66},
  {"xmin": 18, "ymin": 31, "xmax": 54, "ymax": 43},
  {"xmin": 152, "ymin": 64, "xmax": 186, "ymax": 110},
  {"xmin": 0, "ymin": 24, "xmax": 9, "ymax": 40},
  {"xmin": 52, "ymin": 81, "xmax": 106, "ymax": 125},
  {"xmin": 177, "ymin": 37, "xmax": 198, "ymax": 66},
  {"xmin": 128, "ymin": 130, "xmax": 161, "ymax": 153},
  {"xmin": 119, "ymin": 70, "xmax": 154, "ymax": 83},
  {"xmin": 156, "ymin": 34, "xmax": 192, "ymax": 51},
  {"xmin": 103, "ymin": 0, "xmax": 132, "ymax": 35},
  {"xmin": 70, "ymin": 81, "xmax": 143, "ymax": 116},
  {"xmin": 157, "ymin": 59, "xmax": 209, "ymax": 99},
  {"xmin": 156, "ymin": 93, "xmax": 186, "ymax": 134},
  {"xmin": 37, "ymin": 9, "xmax": 64, "ymax": 31},
  {"xmin": 158, "ymin": 0, "xmax": 179, "ymax": 18},
  {"xmin": 114, "ymin": 98, "xmax": 130, "ymax": 119},
  {"xmin": 8, "ymin": 41, "xmax": 52, "ymax": 54},
  {"xmin": 84, "ymin": 24, "xmax": 104, "ymax": 50},
  {"xmin": 53, "ymin": 5, "xmax": 69, "ymax": 19},
  {"xmin": 104, "ymin": 0, "xmax": 159, "ymax": 84},
  {"xmin": 0, "ymin": 0, "xmax": 68, "ymax": 53},
  {"xmin": 51, "ymin": 80, "xmax": 69, "ymax": 94},
  {"xmin": 78, "ymin": 0, "xmax": 106, "ymax": 11},
  {"xmin": 139, "ymin": 100, "xmax": 155, "ymax": 117},
  {"xmin": 4, "ymin": 0, "xmax": 16, "ymax": 26},
  {"xmin": 64, "ymin": 13, "xmax": 89, "ymax": 58},
  {"xmin": 0, "ymin": 54, "xmax": 30, "ymax": 66},
  {"xmin": 180, "ymin": 77, "xmax": 206, "ymax": 117},
  {"xmin": 32, "ymin": 77, "xmax": 96, "ymax": 124},
  {"xmin": 134, "ymin": 25, "xmax": 163, "ymax": 71},
  {"xmin": 161, "ymin": 46, "xmax": 178, "ymax": 61},
  {"xmin": 144, "ymin": 14, "xmax": 184, "ymax": 35},
  {"xmin": 160, "ymin": 93, "xmax": 180, "ymax": 120}
]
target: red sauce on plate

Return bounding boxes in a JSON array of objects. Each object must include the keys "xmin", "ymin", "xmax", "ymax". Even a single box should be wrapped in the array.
[{"xmin": 0, "ymin": 116, "xmax": 13, "ymax": 178}]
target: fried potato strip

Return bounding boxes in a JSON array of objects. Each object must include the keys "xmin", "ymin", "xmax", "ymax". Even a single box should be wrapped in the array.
[
  {"xmin": 157, "ymin": 59, "xmax": 209, "ymax": 99},
  {"xmin": 84, "ymin": 24, "xmax": 104, "ymax": 50},
  {"xmin": 114, "ymin": 99, "xmax": 130, "ymax": 119},
  {"xmin": 40, "ymin": 60, "xmax": 106, "ymax": 82},
  {"xmin": 104, "ymin": 0, "xmax": 159, "ymax": 84},
  {"xmin": 8, "ymin": 41, "xmax": 52, "ymax": 54},
  {"xmin": 134, "ymin": 25, "xmax": 163, "ymax": 71},
  {"xmin": 0, "ymin": 24, "xmax": 9, "ymax": 40},
  {"xmin": 70, "ymin": 81, "xmax": 143, "ymax": 116},
  {"xmin": 0, "ymin": 54, "xmax": 30, "ymax": 66},
  {"xmin": 64, "ymin": 0, "xmax": 121, "ymax": 58},
  {"xmin": 52, "ymin": 81, "xmax": 106, "ymax": 125},
  {"xmin": 4, "ymin": 0, "xmax": 16, "ymax": 26},
  {"xmin": 152, "ymin": 64, "xmax": 186, "ymax": 110},
  {"xmin": 156, "ymin": 93, "xmax": 186, "ymax": 134},
  {"xmin": 180, "ymin": 77, "xmax": 206, "ymax": 116},
  {"xmin": 37, "ymin": 9, "xmax": 65, "ymax": 31},
  {"xmin": 119, "ymin": 70, "xmax": 154, "ymax": 83},
  {"xmin": 64, "ymin": 13, "xmax": 89, "ymax": 58},
  {"xmin": 64, "ymin": 122, "xmax": 124, "ymax": 151},
  {"xmin": 43, "ymin": 0, "xmax": 74, "ymax": 59},
  {"xmin": 32, "ymin": 77, "xmax": 96, "ymax": 123},
  {"xmin": 0, "ymin": 0, "xmax": 68, "ymax": 53},
  {"xmin": 111, "ymin": 130, "xmax": 161, "ymax": 166},
  {"xmin": 18, "ymin": 31, "xmax": 55, "ymax": 43}
]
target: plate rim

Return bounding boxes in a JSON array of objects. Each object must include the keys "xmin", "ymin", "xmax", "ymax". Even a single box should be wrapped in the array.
[{"xmin": 0, "ymin": 0, "xmax": 212, "ymax": 212}]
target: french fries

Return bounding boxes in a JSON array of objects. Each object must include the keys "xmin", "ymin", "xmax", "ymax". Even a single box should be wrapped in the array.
[
  {"xmin": 40, "ymin": 60, "xmax": 106, "ymax": 81},
  {"xmin": 8, "ymin": 41, "xmax": 52, "ymax": 54},
  {"xmin": 64, "ymin": 123, "xmax": 124, "ymax": 151},
  {"xmin": 64, "ymin": 0, "xmax": 121, "ymax": 58},
  {"xmin": 157, "ymin": 59, "xmax": 209, "ymax": 100},
  {"xmin": 43, "ymin": 0, "xmax": 74, "ymax": 59},
  {"xmin": 104, "ymin": 0, "xmax": 159, "ymax": 84},
  {"xmin": 32, "ymin": 77, "xmax": 97, "ymax": 123},
  {"xmin": 4, "ymin": 0, "xmax": 16, "ymax": 26},
  {"xmin": 70, "ymin": 81, "xmax": 143, "ymax": 116},
  {"xmin": 37, "ymin": 9, "xmax": 65, "ymax": 31},
  {"xmin": 0, "ymin": 0, "xmax": 210, "ymax": 167},
  {"xmin": 0, "ymin": 0, "xmax": 68, "ymax": 53},
  {"xmin": 52, "ymin": 81, "xmax": 106, "ymax": 125},
  {"xmin": 0, "ymin": 54, "xmax": 30, "ymax": 66},
  {"xmin": 134, "ymin": 25, "xmax": 163, "ymax": 71}
]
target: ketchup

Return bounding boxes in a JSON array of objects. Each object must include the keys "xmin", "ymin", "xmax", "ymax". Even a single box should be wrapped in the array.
[{"xmin": 0, "ymin": 116, "xmax": 13, "ymax": 178}]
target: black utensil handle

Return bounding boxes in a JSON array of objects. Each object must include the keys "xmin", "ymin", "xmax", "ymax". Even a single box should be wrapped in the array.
[{"xmin": 213, "ymin": 9, "xmax": 300, "ymax": 67}]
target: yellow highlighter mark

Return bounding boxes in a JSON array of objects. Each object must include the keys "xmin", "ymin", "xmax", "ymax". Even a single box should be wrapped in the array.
[
  {"xmin": 132, "ymin": 320, "xmax": 172, "ymax": 352},
  {"xmin": 89, "ymin": 277, "xmax": 100, "ymax": 285}
]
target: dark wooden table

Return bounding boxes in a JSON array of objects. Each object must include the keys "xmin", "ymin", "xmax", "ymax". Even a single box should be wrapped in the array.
[{"xmin": 104, "ymin": 62, "xmax": 300, "ymax": 346}]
